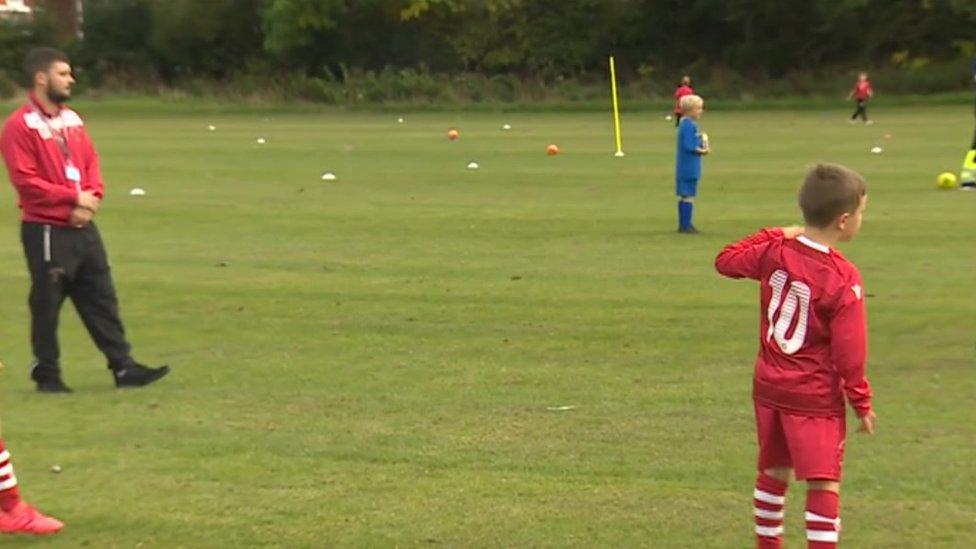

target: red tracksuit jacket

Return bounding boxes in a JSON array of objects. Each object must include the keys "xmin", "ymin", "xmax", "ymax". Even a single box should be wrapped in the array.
[
  {"xmin": 0, "ymin": 94, "xmax": 104, "ymax": 226},
  {"xmin": 715, "ymin": 228, "xmax": 873, "ymax": 418}
]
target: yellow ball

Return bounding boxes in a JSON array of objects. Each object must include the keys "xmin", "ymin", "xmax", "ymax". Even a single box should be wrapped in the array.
[{"xmin": 936, "ymin": 172, "xmax": 958, "ymax": 189}]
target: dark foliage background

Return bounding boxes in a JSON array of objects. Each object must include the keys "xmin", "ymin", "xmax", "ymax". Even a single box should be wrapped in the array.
[{"xmin": 1, "ymin": 0, "xmax": 974, "ymax": 103}]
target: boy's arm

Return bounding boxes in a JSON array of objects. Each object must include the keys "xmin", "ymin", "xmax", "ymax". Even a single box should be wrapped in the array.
[
  {"xmin": 714, "ymin": 227, "xmax": 791, "ymax": 280},
  {"xmin": 680, "ymin": 124, "xmax": 708, "ymax": 155},
  {"xmin": 829, "ymin": 278, "xmax": 873, "ymax": 418}
]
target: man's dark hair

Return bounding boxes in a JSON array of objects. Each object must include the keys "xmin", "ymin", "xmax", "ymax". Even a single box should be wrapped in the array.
[
  {"xmin": 798, "ymin": 164, "xmax": 867, "ymax": 228},
  {"xmin": 22, "ymin": 47, "xmax": 70, "ymax": 87}
]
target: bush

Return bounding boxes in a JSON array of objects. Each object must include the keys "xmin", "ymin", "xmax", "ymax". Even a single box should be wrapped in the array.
[
  {"xmin": 288, "ymin": 76, "xmax": 342, "ymax": 104},
  {"xmin": 0, "ymin": 17, "xmax": 57, "ymax": 88},
  {"xmin": 34, "ymin": 56, "xmax": 976, "ymax": 107},
  {"xmin": 0, "ymin": 70, "xmax": 16, "ymax": 99},
  {"xmin": 486, "ymin": 74, "xmax": 520, "ymax": 102}
]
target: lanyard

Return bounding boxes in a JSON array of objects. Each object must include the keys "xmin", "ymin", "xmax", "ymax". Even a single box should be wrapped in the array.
[{"xmin": 31, "ymin": 104, "xmax": 80, "ymax": 191}]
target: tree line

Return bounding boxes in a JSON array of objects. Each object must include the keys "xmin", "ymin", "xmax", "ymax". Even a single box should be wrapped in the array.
[{"xmin": 1, "ymin": 0, "xmax": 974, "ymax": 103}]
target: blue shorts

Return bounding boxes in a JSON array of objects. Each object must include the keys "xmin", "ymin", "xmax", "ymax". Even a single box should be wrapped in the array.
[{"xmin": 676, "ymin": 178, "xmax": 699, "ymax": 198}]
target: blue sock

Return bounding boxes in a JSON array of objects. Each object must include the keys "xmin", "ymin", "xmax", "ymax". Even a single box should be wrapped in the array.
[{"xmin": 678, "ymin": 201, "xmax": 693, "ymax": 228}]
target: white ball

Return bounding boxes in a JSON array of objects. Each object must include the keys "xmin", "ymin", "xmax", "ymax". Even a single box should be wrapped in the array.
[
  {"xmin": 467, "ymin": 161, "xmax": 479, "ymax": 170},
  {"xmin": 397, "ymin": 117, "xmax": 404, "ymax": 123},
  {"xmin": 129, "ymin": 188, "xmax": 146, "ymax": 196},
  {"xmin": 207, "ymin": 125, "xmax": 216, "ymax": 131},
  {"xmin": 256, "ymin": 138, "xmax": 266, "ymax": 144},
  {"xmin": 502, "ymin": 124, "xmax": 512, "ymax": 130},
  {"xmin": 870, "ymin": 146, "xmax": 882, "ymax": 154},
  {"xmin": 320, "ymin": 172, "xmax": 337, "ymax": 181},
  {"xmin": 665, "ymin": 115, "xmax": 673, "ymax": 121}
]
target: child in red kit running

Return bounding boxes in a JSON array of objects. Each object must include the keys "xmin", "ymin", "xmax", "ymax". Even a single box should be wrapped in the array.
[
  {"xmin": 715, "ymin": 164, "xmax": 877, "ymax": 548},
  {"xmin": 847, "ymin": 72, "xmax": 873, "ymax": 124},
  {"xmin": 672, "ymin": 75, "xmax": 694, "ymax": 127}
]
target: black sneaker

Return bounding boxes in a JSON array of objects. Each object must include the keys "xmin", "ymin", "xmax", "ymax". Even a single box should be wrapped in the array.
[
  {"xmin": 113, "ymin": 363, "xmax": 171, "ymax": 388},
  {"xmin": 35, "ymin": 378, "xmax": 73, "ymax": 393},
  {"xmin": 30, "ymin": 363, "xmax": 73, "ymax": 393}
]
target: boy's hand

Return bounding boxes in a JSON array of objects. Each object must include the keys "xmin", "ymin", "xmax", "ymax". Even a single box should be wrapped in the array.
[
  {"xmin": 857, "ymin": 410, "xmax": 876, "ymax": 435},
  {"xmin": 780, "ymin": 226, "xmax": 804, "ymax": 239}
]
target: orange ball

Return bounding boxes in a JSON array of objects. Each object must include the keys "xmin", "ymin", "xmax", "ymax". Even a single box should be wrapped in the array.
[
  {"xmin": 546, "ymin": 144, "xmax": 559, "ymax": 156},
  {"xmin": 447, "ymin": 129, "xmax": 460, "ymax": 141}
]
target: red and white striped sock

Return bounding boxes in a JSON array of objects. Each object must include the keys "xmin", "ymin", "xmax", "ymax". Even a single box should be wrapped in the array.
[
  {"xmin": 0, "ymin": 439, "xmax": 21, "ymax": 512},
  {"xmin": 754, "ymin": 473, "xmax": 788, "ymax": 548},
  {"xmin": 806, "ymin": 489, "xmax": 841, "ymax": 548}
]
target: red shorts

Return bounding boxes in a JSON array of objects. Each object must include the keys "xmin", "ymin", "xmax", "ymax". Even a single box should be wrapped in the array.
[{"xmin": 754, "ymin": 402, "xmax": 846, "ymax": 481}]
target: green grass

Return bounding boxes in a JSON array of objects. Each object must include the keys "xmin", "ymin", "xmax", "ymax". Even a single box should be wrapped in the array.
[{"xmin": 0, "ymin": 101, "xmax": 973, "ymax": 547}]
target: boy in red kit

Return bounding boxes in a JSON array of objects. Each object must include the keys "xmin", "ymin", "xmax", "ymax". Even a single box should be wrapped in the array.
[
  {"xmin": 715, "ymin": 164, "xmax": 877, "ymax": 548},
  {"xmin": 847, "ymin": 72, "xmax": 873, "ymax": 124},
  {"xmin": 672, "ymin": 75, "xmax": 694, "ymax": 127},
  {"xmin": 0, "ymin": 361, "xmax": 63, "ymax": 534},
  {"xmin": 0, "ymin": 423, "xmax": 63, "ymax": 535}
]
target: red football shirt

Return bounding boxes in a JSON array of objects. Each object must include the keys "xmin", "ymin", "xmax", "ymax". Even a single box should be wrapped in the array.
[
  {"xmin": 852, "ymin": 80, "xmax": 873, "ymax": 101},
  {"xmin": 673, "ymin": 85, "xmax": 694, "ymax": 114},
  {"xmin": 715, "ymin": 228, "xmax": 872, "ymax": 417}
]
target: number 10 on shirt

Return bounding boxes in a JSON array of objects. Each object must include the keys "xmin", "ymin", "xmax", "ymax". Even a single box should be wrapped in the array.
[{"xmin": 766, "ymin": 269, "xmax": 811, "ymax": 355}]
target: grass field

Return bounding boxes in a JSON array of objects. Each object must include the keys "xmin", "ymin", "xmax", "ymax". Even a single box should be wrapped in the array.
[{"xmin": 0, "ymin": 100, "xmax": 973, "ymax": 547}]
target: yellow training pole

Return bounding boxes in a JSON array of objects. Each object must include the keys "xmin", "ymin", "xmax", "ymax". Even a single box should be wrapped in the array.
[{"xmin": 609, "ymin": 55, "xmax": 624, "ymax": 157}]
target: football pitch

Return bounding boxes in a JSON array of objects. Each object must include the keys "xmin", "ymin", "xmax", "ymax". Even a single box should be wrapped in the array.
[{"xmin": 0, "ymin": 101, "xmax": 973, "ymax": 547}]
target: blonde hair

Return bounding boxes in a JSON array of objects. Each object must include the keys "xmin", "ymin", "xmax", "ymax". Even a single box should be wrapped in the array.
[{"xmin": 680, "ymin": 94, "xmax": 703, "ymax": 113}]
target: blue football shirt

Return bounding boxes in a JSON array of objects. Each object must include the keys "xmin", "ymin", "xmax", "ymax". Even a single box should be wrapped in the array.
[{"xmin": 676, "ymin": 117, "xmax": 702, "ymax": 181}]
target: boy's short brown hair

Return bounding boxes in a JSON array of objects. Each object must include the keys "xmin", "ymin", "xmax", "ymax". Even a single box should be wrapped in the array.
[{"xmin": 798, "ymin": 164, "xmax": 867, "ymax": 227}]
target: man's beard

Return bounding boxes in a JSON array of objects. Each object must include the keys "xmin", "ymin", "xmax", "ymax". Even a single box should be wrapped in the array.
[{"xmin": 46, "ymin": 88, "xmax": 71, "ymax": 104}]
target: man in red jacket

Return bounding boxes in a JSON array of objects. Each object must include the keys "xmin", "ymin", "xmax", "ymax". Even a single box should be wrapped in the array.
[
  {"xmin": 715, "ymin": 164, "xmax": 876, "ymax": 548},
  {"xmin": 0, "ymin": 48, "xmax": 170, "ymax": 393}
]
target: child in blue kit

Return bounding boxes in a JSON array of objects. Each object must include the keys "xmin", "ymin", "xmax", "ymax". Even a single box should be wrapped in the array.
[{"xmin": 675, "ymin": 94, "xmax": 709, "ymax": 233}]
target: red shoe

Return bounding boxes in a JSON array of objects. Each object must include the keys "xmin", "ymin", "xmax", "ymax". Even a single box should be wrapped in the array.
[{"xmin": 0, "ymin": 502, "xmax": 64, "ymax": 535}]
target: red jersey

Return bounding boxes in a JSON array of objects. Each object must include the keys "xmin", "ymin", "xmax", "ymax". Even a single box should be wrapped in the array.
[
  {"xmin": 715, "ymin": 228, "xmax": 872, "ymax": 418},
  {"xmin": 673, "ymin": 84, "xmax": 694, "ymax": 114},
  {"xmin": 852, "ymin": 80, "xmax": 872, "ymax": 101},
  {"xmin": 0, "ymin": 94, "xmax": 104, "ymax": 226}
]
